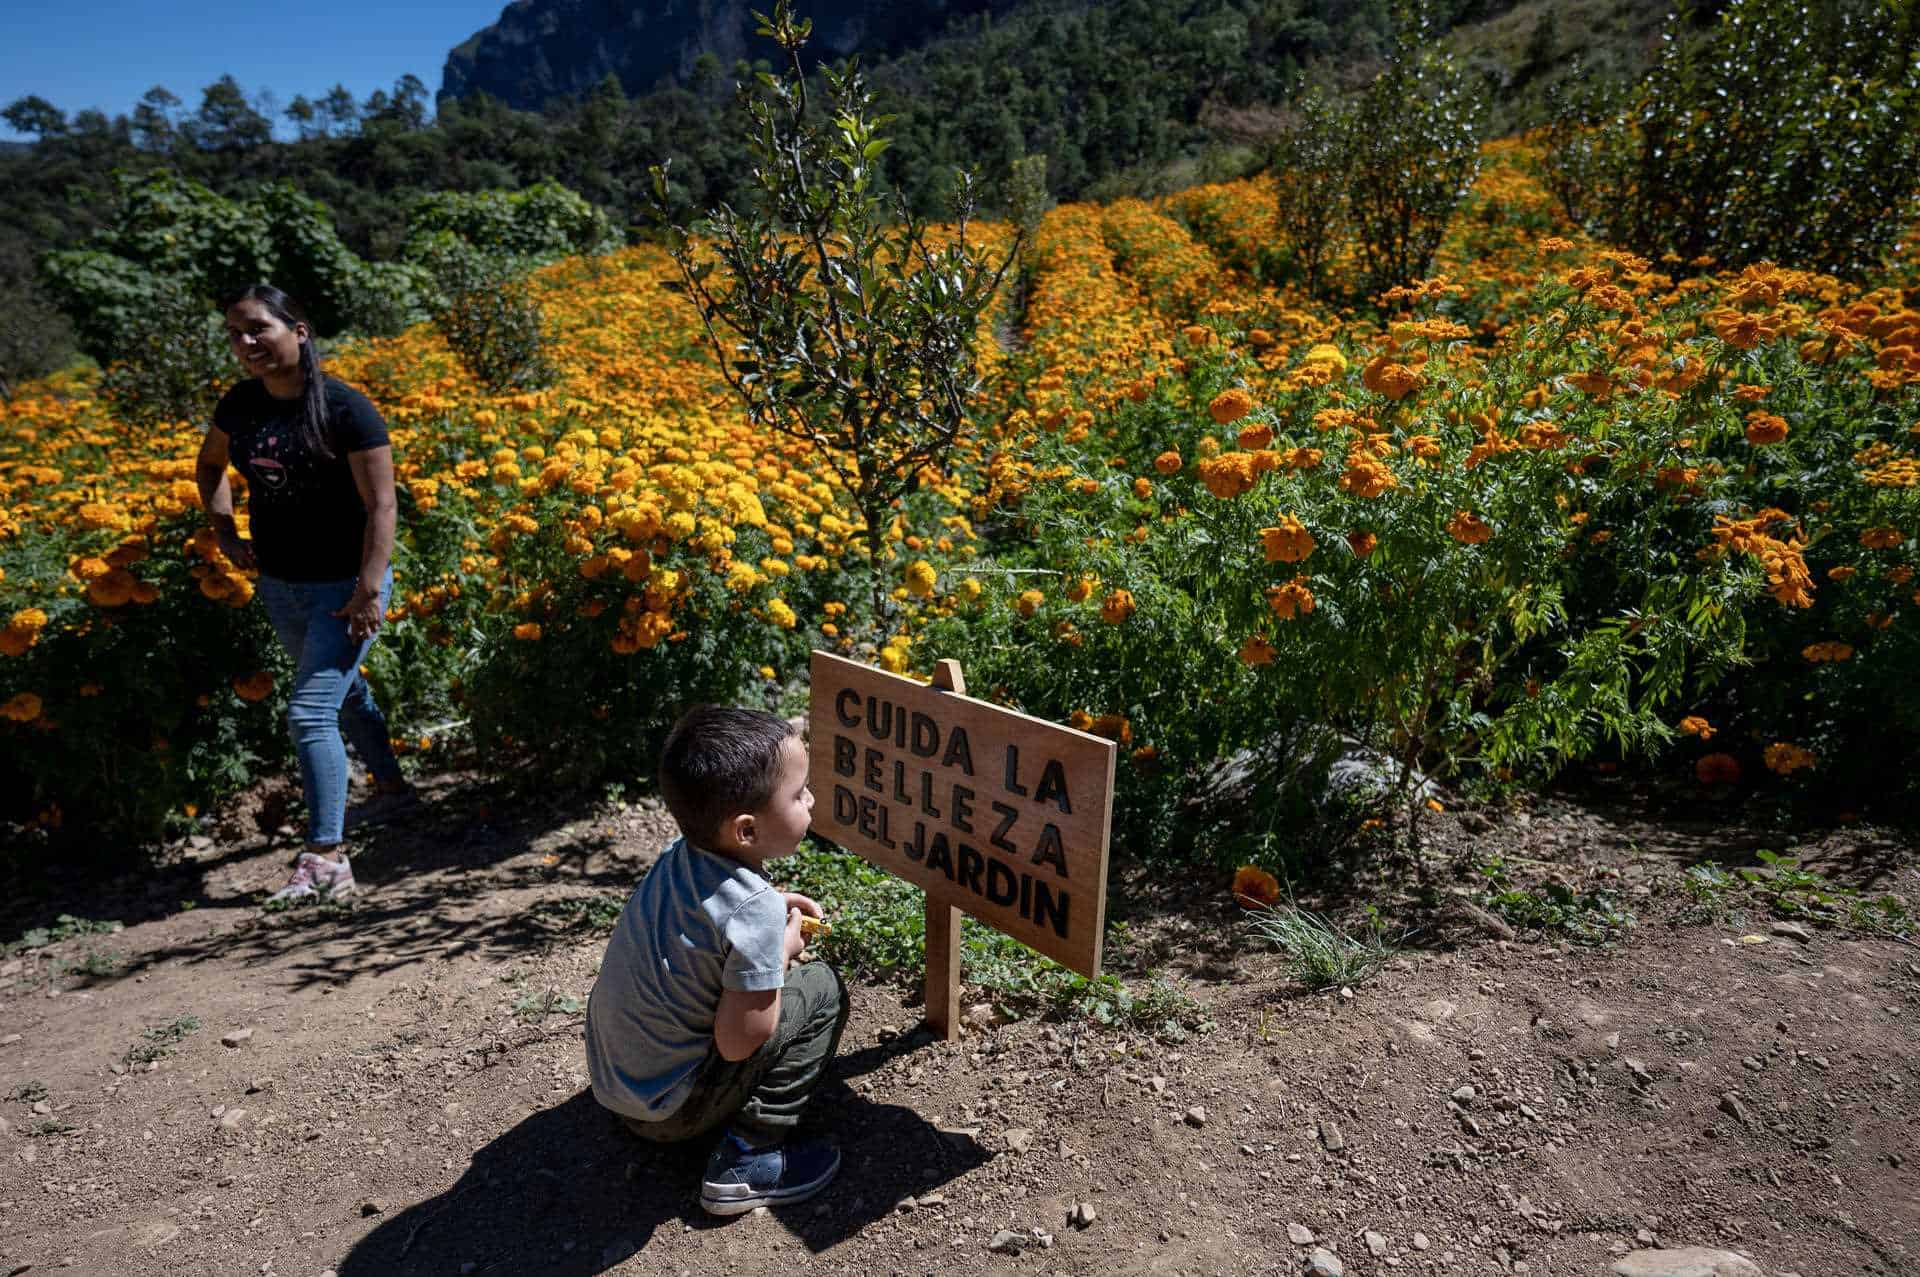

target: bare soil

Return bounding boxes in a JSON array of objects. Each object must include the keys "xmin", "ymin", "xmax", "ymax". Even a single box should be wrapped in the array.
[{"xmin": 2, "ymin": 773, "xmax": 1916, "ymax": 1277}]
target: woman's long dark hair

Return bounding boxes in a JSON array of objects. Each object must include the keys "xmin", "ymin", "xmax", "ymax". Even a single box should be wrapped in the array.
[{"xmin": 223, "ymin": 284, "xmax": 332, "ymax": 461}]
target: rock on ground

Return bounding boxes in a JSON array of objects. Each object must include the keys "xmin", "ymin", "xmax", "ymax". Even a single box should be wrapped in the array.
[{"xmin": 1611, "ymin": 1247, "xmax": 1767, "ymax": 1277}]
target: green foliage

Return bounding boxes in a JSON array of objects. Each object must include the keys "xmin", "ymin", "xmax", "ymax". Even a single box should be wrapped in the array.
[
  {"xmin": 653, "ymin": 0, "xmax": 1025, "ymax": 587},
  {"xmin": 1477, "ymin": 857, "xmax": 1634, "ymax": 944},
  {"xmin": 530, "ymin": 892, "xmax": 628, "ymax": 934},
  {"xmin": 0, "ymin": 235, "xmax": 77, "ymax": 396},
  {"xmin": 1244, "ymin": 901, "xmax": 1398, "ymax": 989},
  {"xmin": 97, "ymin": 280, "xmax": 231, "ymax": 429},
  {"xmin": 1545, "ymin": 0, "xmax": 1920, "ymax": 276},
  {"xmin": 1267, "ymin": 88, "xmax": 1350, "ymax": 296},
  {"xmin": 511, "ymin": 988, "xmax": 585, "ymax": 1022},
  {"xmin": 418, "ymin": 238, "xmax": 557, "ymax": 392},
  {"xmin": 123, "ymin": 1014, "xmax": 201, "ymax": 1065},
  {"xmin": 9, "ymin": 1080, "xmax": 49, "ymax": 1103},
  {"xmin": 6, "ymin": 914, "xmax": 122, "ymax": 953},
  {"xmin": 407, "ymin": 181, "xmax": 621, "ymax": 262}
]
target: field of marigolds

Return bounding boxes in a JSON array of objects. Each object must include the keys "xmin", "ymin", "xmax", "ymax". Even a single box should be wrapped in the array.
[{"xmin": 3, "ymin": 137, "xmax": 1919, "ymax": 849}]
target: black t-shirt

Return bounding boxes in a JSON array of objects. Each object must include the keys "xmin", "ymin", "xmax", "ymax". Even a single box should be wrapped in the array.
[{"xmin": 214, "ymin": 375, "xmax": 391, "ymax": 583}]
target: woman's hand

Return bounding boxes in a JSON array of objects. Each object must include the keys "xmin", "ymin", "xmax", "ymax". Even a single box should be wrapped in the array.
[
  {"xmin": 332, "ymin": 581, "xmax": 383, "ymax": 642},
  {"xmin": 216, "ymin": 529, "xmax": 256, "ymax": 571}
]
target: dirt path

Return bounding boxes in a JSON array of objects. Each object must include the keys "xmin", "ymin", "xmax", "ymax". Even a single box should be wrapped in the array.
[{"xmin": 2, "ymin": 779, "xmax": 1915, "ymax": 1277}]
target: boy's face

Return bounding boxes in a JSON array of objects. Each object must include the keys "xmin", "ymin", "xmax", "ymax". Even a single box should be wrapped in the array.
[{"xmin": 733, "ymin": 733, "xmax": 814, "ymax": 859}]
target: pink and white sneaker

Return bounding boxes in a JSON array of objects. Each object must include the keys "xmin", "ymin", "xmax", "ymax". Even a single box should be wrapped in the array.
[{"xmin": 268, "ymin": 851, "xmax": 357, "ymax": 903}]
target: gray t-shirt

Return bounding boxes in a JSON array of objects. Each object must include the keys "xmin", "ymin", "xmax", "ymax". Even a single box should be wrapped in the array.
[{"xmin": 585, "ymin": 837, "xmax": 789, "ymax": 1121}]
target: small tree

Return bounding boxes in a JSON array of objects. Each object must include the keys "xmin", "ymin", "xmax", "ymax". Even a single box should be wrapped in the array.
[
  {"xmin": 1269, "ymin": 87, "xmax": 1351, "ymax": 298},
  {"xmin": 1343, "ymin": 2, "xmax": 1486, "ymax": 299},
  {"xmin": 652, "ymin": 0, "xmax": 1031, "ymax": 606}
]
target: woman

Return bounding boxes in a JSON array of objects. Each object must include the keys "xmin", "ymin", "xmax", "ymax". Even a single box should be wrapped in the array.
[{"xmin": 195, "ymin": 284, "xmax": 415, "ymax": 902}]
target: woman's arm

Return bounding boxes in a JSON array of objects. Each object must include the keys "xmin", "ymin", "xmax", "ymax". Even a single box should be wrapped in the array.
[
  {"xmin": 194, "ymin": 426, "xmax": 254, "ymax": 569},
  {"xmin": 336, "ymin": 445, "xmax": 397, "ymax": 641}
]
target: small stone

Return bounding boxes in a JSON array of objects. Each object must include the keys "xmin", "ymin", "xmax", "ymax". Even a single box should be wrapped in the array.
[
  {"xmin": 1288, "ymin": 1223, "xmax": 1316, "ymax": 1245},
  {"xmin": 1069, "ymin": 1202, "xmax": 1097, "ymax": 1229},
  {"xmin": 1004, "ymin": 1127, "xmax": 1033, "ymax": 1154},
  {"xmin": 1770, "ymin": 921, "xmax": 1812, "ymax": 943},
  {"xmin": 1625, "ymin": 1057, "xmax": 1653, "ymax": 1084},
  {"xmin": 1717, "ymin": 1093, "xmax": 1751, "ymax": 1125},
  {"xmin": 1149, "ymin": 1075, "xmax": 1167, "ymax": 1094},
  {"xmin": 1610, "ymin": 1247, "xmax": 1765, "ymax": 1277},
  {"xmin": 1306, "ymin": 1246, "xmax": 1345, "ymax": 1277},
  {"xmin": 1365, "ymin": 1230, "xmax": 1389, "ymax": 1257},
  {"xmin": 1741, "ymin": 1056, "xmax": 1765, "ymax": 1072},
  {"xmin": 221, "ymin": 1028, "xmax": 254, "ymax": 1049},
  {"xmin": 219, "ymin": 1108, "xmax": 248, "ymax": 1129},
  {"xmin": 876, "ymin": 1025, "xmax": 899, "ymax": 1042},
  {"xmin": 1319, "ymin": 1120, "xmax": 1346, "ymax": 1152},
  {"xmin": 1412, "ymin": 1232, "xmax": 1431, "ymax": 1252},
  {"xmin": 1450, "ymin": 1085, "xmax": 1477, "ymax": 1105},
  {"xmin": 31, "ymin": 1100, "xmax": 51, "ymax": 1115},
  {"xmin": 359, "ymin": 1198, "xmax": 387, "ymax": 1217},
  {"xmin": 246, "ymin": 1078, "xmax": 273, "ymax": 1095},
  {"xmin": 918, "ymin": 1192, "xmax": 946, "ymax": 1207},
  {"xmin": 988, "ymin": 1229, "xmax": 1025, "ymax": 1254},
  {"xmin": 1185, "ymin": 1106, "xmax": 1208, "ymax": 1127}
]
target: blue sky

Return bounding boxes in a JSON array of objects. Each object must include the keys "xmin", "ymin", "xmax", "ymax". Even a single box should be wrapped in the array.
[{"xmin": 1, "ymin": 0, "xmax": 507, "ymax": 140}]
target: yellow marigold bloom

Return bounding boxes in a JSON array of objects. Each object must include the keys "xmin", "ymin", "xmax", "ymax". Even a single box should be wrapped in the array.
[
  {"xmin": 1301, "ymin": 344, "xmax": 1348, "ymax": 376},
  {"xmin": 1860, "ymin": 526, "xmax": 1904, "ymax": 550},
  {"xmin": 1065, "ymin": 575, "xmax": 1098, "ymax": 603},
  {"xmin": 1763, "ymin": 742, "xmax": 1817, "ymax": 775},
  {"xmin": 1447, "ymin": 511, "xmax": 1493, "ymax": 545},
  {"xmin": 1801, "ymin": 640, "xmax": 1853, "ymax": 663},
  {"xmin": 233, "ymin": 671, "xmax": 275, "ymax": 702},
  {"xmin": 1153, "ymin": 450, "xmax": 1182, "ymax": 475},
  {"xmin": 1, "ymin": 692, "xmax": 43, "ymax": 723},
  {"xmin": 1100, "ymin": 589, "xmax": 1136, "ymax": 624},
  {"xmin": 1239, "ymin": 634, "xmax": 1275, "ymax": 666},
  {"xmin": 1015, "ymin": 589, "xmax": 1045, "ymax": 618},
  {"xmin": 86, "ymin": 569, "xmax": 138, "ymax": 607},
  {"xmin": 665, "ymin": 510, "xmax": 697, "ymax": 540},
  {"xmin": 878, "ymin": 643, "xmax": 910, "ymax": 674},
  {"xmin": 1208, "ymin": 387, "xmax": 1254, "ymax": 425},
  {"xmin": 1678, "ymin": 715, "xmax": 1714, "ymax": 739},
  {"xmin": 904, "ymin": 559, "xmax": 938, "ymax": 598},
  {"xmin": 512, "ymin": 622, "xmax": 543, "ymax": 641},
  {"xmin": 766, "ymin": 599, "xmax": 797, "ymax": 629},
  {"xmin": 1347, "ymin": 530, "xmax": 1378, "ymax": 558},
  {"xmin": 1744, "ymin": 411, "xmax": 1789, "ymax": 446},
  {"xmin": 1260, "ymin": 516, "xmax": 1316, "ymax": 563},
  {"xmin": 1731, "ymin": 384, "xmax": 1772, "ymax": 403},
  {"xmin": 69, "ymin": 556, "xmax": 111, "ymax": 582},
  {"xmin": 76, "ymin": 502, "xmax": 127, "ymax": 531},
  {"xmin": 1236, "ymin": 422, "xmax": 1274, "ymax": 451},
  {"xmin": 1232, "ymin": 865, "xmax": 1282, "ymax": 908},
  {"xmin": 1265, "ymin": 575, "xmax": 1315, "ymax": 620}
]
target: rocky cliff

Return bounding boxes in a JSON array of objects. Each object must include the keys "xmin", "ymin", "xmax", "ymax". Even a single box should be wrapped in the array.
[{"xmin": 440, "ymin": 0, "xmax": 1009, "ymax": 109}]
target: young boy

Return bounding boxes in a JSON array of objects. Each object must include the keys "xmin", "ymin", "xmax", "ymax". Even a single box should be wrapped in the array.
[{"xmin": 586, "ymin": 705, "xmax": 848, "ymax": 1216}]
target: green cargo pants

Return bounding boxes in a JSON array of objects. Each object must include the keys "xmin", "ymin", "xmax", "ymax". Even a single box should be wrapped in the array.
[{"xmin": 619, "ymin": 960, "xmax": 849, "ymax": 1145}]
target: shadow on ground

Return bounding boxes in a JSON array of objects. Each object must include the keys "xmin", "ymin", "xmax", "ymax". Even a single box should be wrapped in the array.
[{"xmin": 338, "ymin": 1071, "xmax": 991, "ymax": 1276}]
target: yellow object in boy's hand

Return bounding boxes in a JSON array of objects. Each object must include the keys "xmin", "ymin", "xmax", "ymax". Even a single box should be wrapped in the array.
[{"xmin": 799, "ymin": 914, "xmax": 831, "ymax": 941}]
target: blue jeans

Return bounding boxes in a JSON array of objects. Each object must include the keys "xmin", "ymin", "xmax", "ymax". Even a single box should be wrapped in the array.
[{"xmin": 257, "ymin": 571, "xmax": 405, "ymax": 846}]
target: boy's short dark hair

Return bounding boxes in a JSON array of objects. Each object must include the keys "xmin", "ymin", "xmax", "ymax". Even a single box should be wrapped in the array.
[{"xmin": 659, "ymin": 705, "xmax": 798, "ymax": 847}]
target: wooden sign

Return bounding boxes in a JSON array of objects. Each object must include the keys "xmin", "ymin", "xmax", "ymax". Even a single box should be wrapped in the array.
[{"xmin": 808, "ymin": 649, "xmax": 1116, "ymax": 1012}]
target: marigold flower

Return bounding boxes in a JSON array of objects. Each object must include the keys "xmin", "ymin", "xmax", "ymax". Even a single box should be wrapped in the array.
[
  {"xmin": 1196, "ymin": 452, "xmax": 1258, "ymax": 499},
  {"xmin": 1208, "ymin": 387, "xmax": 1254, "ymax": 425},
  {"xmin": 1132, "ymin": 477, "xmax": 1153, "ymax": 500},
  {"xmin": 233, "ymin": 672, "xmax": 275, "ymax": 702},
  {"xmin": 1260, "ymin": 516, "xmax": 1316, "ymax": 563},
  {"xmin": 1015, "ymin": 589, "xmax": 1044, "ymax": 618},
  {"xmin": 1301, "ymin": 344, "xmax": 1348, "ymax": 376},
  {"xmin": 1239, "ymin": 634, "xmax": 1276, "ymax": 666},
  {"xmin": 1826, "ymin": 566, "xmax": 1856, "ymax": 582},
  {"xmin": 1153, "ymin": 450, "xmax": 1182, "ymax": 475},
  {"xmin": 1066, "ymin": 575, "xmax": 1098, "ymax": 604},
  {"xmin": 1763, "ymin": 742, "xmax": 1817, "ymax": 775},
  {"xmin": 1361, "ymin": 354, "xmax": 1423, "ymax": 401},
  {"xmin": 512, "ymin": 622, "xmax": 543, "ymax": 641},
  {"xmin": 1801, "ymin": 641, "xmax": 1854, "ymax": 663},
  {"xmin": 1090, "ymin": 713, "xmax": 1132, "ymax": 745},
  {"xmin": 1129, "ymin": 744, "xmax": 1161, "ymax": 776},
  {"xmin": 1100, "ymin": 589, "xmax": 1136, "ymax": 624},
  {"xmin": 1446, "ymin": 511, "xmax": 1493, "ymax": 545},
  {"xmin": 1677, "ymin": 715, "xmax": 1714, "ymax": 740},
  {"xmin": 766, "ymin": 599, "xmax": 797, "ymax": 629},
  {"xmin": 68, "ymin": 556, "xmax": 111, "ymax": 582},
  {"xmin": 1338, "ymin": 452, "xmax": 1398, "ymax": 500},
  {"xmin": 1236, "ymin": 422, "xmax": 1274, "ymax": 451},
  {"xmin": 85, "ymin": 569, "xmax": 138, "ymax": 608},
  {"xmin": 1067, "ymin": 709, "xmax": 1095, "ymax": 732},
  {"xmin": 1, "ymin": 692, "xmax": 43, "ymax": 723},
  {"xmin": 1347, "ymin": 530, "xmax": 1378, "ymax": 558},
  {"xmin": 1265, "ymin": 575, "xmax": 1315, "ymax": 620},
  {"xmin": 904, "ymin": 559, "xmax": 938, "ymax": 598},
  {"xmin": 1743, "ymin": 411, "xmax": 1789, "ymax": 446},
  {"xmin": 1232, "ymin": 865, "xmax": 1282, "ymax": 908},
  {"xmin": 1860, "ymin": 526, "xmax": 1904, "ymax": 550},
  {"xmin": 1695, "ymin": 752, "xmax": 1742, "ymax": 785}
]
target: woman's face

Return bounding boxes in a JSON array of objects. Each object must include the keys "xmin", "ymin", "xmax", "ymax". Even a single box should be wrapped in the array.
[{"xmin": 224, "ymin": 299, "xmax": 307, "ymax": 381}]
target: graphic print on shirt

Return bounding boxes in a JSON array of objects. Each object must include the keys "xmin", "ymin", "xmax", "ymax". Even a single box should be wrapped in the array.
[{"xmin": 241, "ymin": 429, "xmax": 303, "ymax": 501}]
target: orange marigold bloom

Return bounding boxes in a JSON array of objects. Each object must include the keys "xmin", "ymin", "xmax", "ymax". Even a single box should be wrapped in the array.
[
  {"xmin": 1801, "ymin": 640, "xmax": 1853, "ymax": 663},
  {"xmin": 1232, "ymin": 865, "xmax": 1282, "ymax": 909},
  {"xmin": 1090, "ymin": 713, "xmax": 1132, "ymax": 745},
  {"xmin": 1066, "ymin": 574, "xmax": 1098, "ymax": 603},
  {"xmin": 1860, "ymin": 526, "xmax": 1905, "ymax": 550},
  {"xmin": 1196, "ymin": 452, "xmax": 1259, "ymax": 499},
  {"xmin": 1826, "ymin": 566, "xmax": 1856, "ymax": 581},
  {"xmin": 1744, "ymin": 411, "xmax": 1789, "ymax": 446},
  {"xmin": 1153, "ymin": 450, "xmax": 1182, "ymax": 475},
  {"xmin": 1446, "ymin": 511, "xmax": 1493, "ymax": 545},
  {"xmin": 1100, "ymin": 589, "xmax": 1136, "ymax": 624},
  {"xmin": 1695, "ymin": 752, "xmax": 1742, "ymax": 785},
  {"xmin": 1132, "ymin": 476, "xmax": 1153, "ymax": 500},
  {"xmin": 1265, "ymin": 575, "xmax": 1316, "ymax": 620},
  {"xmin": 1, "ymin": 692, "xmax": 43, "ymax": 723},
  {"xmin": 1763, "ymin": 742, "xmax": 1817, "ymax": 775},
  {"xmin": 1731, "ymin": 383, "xmax": 1772, "ymax": 403},
  {"xmin": 233, "ymin": 672, "xmax": 275, "ymax": 702},
  {"xmin": 1209, "ymin": 387, "xmax": 1254, "ymax": 425},
  {"xmin": 1260, "ymin": 516, "xmax": 1316, "ymax": 563},
  {"xmin": 85, "ymin": 569, "xmax": 138, "ymax": 608},
  {"xmin": 1239, "ymin": 634, "xmax": 1276, "ymax": 666},
  {"xmin": 512, "ymin": 622, "xmax": 543, "ymax": 641},
  {"xmin": 1338, "ymin": 451, "xmax": 1398, "ymax": 499},
  {"xmin": 1678, "ymin": 715, "xmax": 1715, "ymax": 740},
  {"xmin": 1361, "ymin": 354, "xmax": 1423, "ymax": 401},
  {"xmin": 1236, "ymin": 422, "xmax": 1274, "ymax": 451},
  {"xmin": 1015, "ymin": 589, "xmax": 1044, "ymax": 618},
  {"xmin": 1347, "ymin": 530, "xmax": 1378, "ymax": 558}
]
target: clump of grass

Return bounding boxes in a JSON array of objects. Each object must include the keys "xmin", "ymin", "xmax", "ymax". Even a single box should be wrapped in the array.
[
  {"xmin": 1245, "ymin": 903, "xmax": 1398, "ymax": 990},
  {"xmin": 7, "ymin": 914, "xmax": 122, "ymax": 954},
  {"xmin": 124, "ymin": 1014, "xmax": 200, "ymax": 1065},
  {"xmin": 9, "ymin": 1080, "xmax": 49, "ymax": 1104},
  {"xmin": 510, "ymin": 989, "xmax": 584, "ymax": 1023},
  {"xmin": 529, "ymin": 892, "xmax": 626, "ymax": 935}
]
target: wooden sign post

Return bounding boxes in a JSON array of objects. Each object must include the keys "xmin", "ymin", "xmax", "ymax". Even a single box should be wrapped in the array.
[{"xmin": 809, "ymin": 649, "xmax": 1116, "ymax": 1041}]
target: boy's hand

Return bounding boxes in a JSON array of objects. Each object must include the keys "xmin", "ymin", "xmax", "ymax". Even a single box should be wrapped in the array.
[
  {"xmin": 782, "ymin": 907, "xmax": 808, "ymax": 969},
  {"xmin": 781, "ymin": 891, "xmax": 822, "ymax": 920}
]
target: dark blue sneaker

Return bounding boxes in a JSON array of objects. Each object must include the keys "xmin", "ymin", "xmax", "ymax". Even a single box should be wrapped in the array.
[{"xmin": 699, "ymin": 1129, "xmax": 841, "ymax": 1216}]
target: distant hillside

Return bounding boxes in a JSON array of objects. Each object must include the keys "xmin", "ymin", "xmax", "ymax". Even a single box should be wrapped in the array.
[{"xmin": 441, "ymin": 0, "xmax": 1019, "ymax": 108}]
